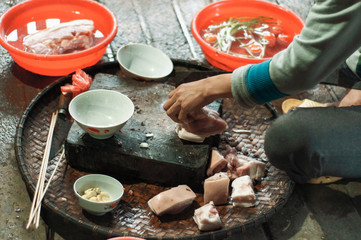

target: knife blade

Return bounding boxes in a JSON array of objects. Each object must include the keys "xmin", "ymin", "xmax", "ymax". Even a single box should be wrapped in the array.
[{"xmin": 49, "ymin": 91, "xmax": 73, "ymax": 159}]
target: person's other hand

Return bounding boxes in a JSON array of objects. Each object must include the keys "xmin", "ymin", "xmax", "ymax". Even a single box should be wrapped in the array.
[{"xmin": 338, "ymin": 88, "xmax": 361, "ymax": 107}]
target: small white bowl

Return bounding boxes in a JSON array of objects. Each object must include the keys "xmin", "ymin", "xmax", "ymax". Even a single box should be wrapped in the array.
[
  {"xmin": 73, "ymin": 174, "xmax": 124, "ymax": 216},
  {"xmin": 116, "ymin": 43, "xmax": 174, "ymax": 81},
  {"xmin": 69, "ymin": 89, "xmax": 134, "ymax": 139}
]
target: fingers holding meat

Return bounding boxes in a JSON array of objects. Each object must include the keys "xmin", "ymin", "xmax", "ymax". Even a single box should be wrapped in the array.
[
  {"xmin": 182, "ymin": 108, "xmax": 228, "ymax": 138},
  {"xmin": 163, "ymin": 80, "xmax": 213, "ymax": 123}
]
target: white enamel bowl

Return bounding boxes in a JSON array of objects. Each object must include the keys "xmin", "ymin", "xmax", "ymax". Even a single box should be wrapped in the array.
[
  {"xmin": 69, "ymin": 89, "xmax": 134, "ymax": 139},
  {"xmin": 73, "ymin": 174, "xmax": 124, "ymax": 216},
  {"xmin": 116, "ymin": 43, "xmax": 173, "ymax": 81}
]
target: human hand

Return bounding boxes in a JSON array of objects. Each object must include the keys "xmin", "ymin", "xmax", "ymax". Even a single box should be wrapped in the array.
[
  {"xmin": 163, "ymin": 73, "xmax": 233, "ymax": 123},
  {"xmin": 338, "ymin": 88, "xmax": 361, "ymax": 107}
]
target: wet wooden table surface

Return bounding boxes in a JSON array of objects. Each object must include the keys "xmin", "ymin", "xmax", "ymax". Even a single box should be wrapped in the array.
[{"xmin": 1, "ymin": 0, "xmax": 361, "ymax": 239}]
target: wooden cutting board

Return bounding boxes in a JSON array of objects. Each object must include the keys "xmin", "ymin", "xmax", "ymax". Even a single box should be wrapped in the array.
[{"xmin": 65, "ymin": 73, "xmax": 221, "ymax": 189}]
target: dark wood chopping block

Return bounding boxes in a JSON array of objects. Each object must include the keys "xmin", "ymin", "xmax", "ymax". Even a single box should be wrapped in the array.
[{"xmin": 65, "ymin": 72, "xmax": 222, "ymax": 190}]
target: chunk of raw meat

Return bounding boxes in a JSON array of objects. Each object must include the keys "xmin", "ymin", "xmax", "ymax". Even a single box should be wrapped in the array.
[
  {"xmin": 203, "ymin": 172, "xmax": 230, "ymax": 205},
  {"xmin": 176, "ymin": 124, "xmax": 205, "ymax": 143},
  {"xmin": 231, "ymin": 175, "xmax": 256, "ymax": 207},
  {"xmin": 182, "ymin": 107, "xmax": 227, "ymax": 138},
  {"xmin": 206, "ymin": 149, "xmax": 228, "ymax": 176},
  {"xmin": 225, "ymin": 148, "xmax": 266, "ymax": 181},
  {"xmin": 60, "ymin": 69, "xmax": 93, "ymax": 98},
  {"xmin": 193, "ymin": 201, "xmax": 223, "ymax": 231},
  {"xmin": 235, "ymin": 159, "xmax": 266, "ymax": 182},
  {"xmin": 148, "ymin": 185, "xmax": 196, "ymax": 216},
  {"xmin": 23, "ymin": 19, "xmax": 95, "ymax": 55}
]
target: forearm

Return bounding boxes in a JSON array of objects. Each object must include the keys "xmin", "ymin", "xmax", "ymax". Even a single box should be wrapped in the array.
[
  {"xmin": 272, "ymin": 0, "xmax": 361, "ymax": 94},
  {"xmin": 231, "ymin": 0, "xmax": 361, "ymax": 108},
  {"xmin": 203, "ymin": 74, "xmax": 233, "ymax": 101}
]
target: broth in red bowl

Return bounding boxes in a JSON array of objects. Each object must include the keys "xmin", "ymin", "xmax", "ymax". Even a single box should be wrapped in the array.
[{"xmin": 191, "ymin": 0, "xmax": 305, "ymax": 71}]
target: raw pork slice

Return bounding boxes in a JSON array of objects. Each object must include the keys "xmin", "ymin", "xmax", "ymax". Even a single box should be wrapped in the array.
[
  {"xmin": 23, "ymin": 19, "xmax": 95, "ymax": 55},
  {"xmin": 60, "ymin": 69, "xmax": 93, "ymax": 98},
  {"xmin": 176, "ymin": 124, "xmax": 205, "ymax": 143},
  {"xmin": 235, "ymin": 159, "xmax": 266, "ymax": 182},
  {"xmin": 204, "ymin": 172, "xmax": 230, "ymax": 205},
  {"xmin": 231, "ymin": 175, "xmax": 256, "ymax": 207},
  {"xmin": 206, "ymin": 149, "xmax": 228, "ymax": 176},
  {"xmin": 182, "ymin": 107, "xmax": 227, "ymax": 138},
  {"xmin": 148, "ymin": 185, "xmax": 196, "ymax": 216},
  {"xmin": 193, "ymin": 201, "xmax": 223, "ymax": 231},
  {"xmin": 225, "ymin": 148, "xmax": 266, "ymax": 181}
]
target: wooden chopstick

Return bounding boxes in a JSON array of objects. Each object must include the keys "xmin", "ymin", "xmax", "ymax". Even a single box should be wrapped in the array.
[
  {"xmin": 34, "ymin": 148, "xmax": 65, "ymax": 228},
  {"xmin": 26, "ymin": 110, "xmax": 59, "ymax": 229}
]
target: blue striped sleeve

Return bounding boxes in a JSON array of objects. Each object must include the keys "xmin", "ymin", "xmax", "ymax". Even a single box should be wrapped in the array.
[{"xmin": 246, "ymin": 60, "xmax": 288, "ymax": 104}]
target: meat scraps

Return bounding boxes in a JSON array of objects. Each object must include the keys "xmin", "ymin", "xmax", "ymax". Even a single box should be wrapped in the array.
[
  {"xmin": 224, "ymin": 146, "xmax": 266, "ymax": 181},
  {"xmin": 60, "ymin": 69, "xmax": 93, "ymax": 98}
]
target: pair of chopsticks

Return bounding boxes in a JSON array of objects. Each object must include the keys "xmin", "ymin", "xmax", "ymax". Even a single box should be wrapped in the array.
[{"xmin": 26, "ymin": 110, "xmax": 65, "ymax": 229}]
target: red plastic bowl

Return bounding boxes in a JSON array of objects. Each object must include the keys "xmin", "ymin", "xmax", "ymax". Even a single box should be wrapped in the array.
[
  {"xmin": 0, "ymin": 0, "xmax": 117, "ymax": 76},
  {"xmin": 191, "ymin": 0, "xmax": 305, "ymax": 71}
]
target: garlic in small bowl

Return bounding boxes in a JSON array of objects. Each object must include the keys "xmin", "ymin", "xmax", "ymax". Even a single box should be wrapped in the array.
[
  {"xmin": 73, "ymin": 174, "xmax": 124, "ymax": 216},
  {"xmin": 82, "ymin": 187, "xmax": 111, "ymax": 202}
]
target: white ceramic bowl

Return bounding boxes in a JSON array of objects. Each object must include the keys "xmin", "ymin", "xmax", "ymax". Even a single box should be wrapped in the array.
[
  {"xmin": 73, "ymin": 174, "xmax": 124, "ymax": 216},
  {"xmin": 69, "ymin": 89, "xmax": 134, "ymax": 139},
  {"xmin": 116, "ymin": 43, "xmax": 174, "ymax": 81}
]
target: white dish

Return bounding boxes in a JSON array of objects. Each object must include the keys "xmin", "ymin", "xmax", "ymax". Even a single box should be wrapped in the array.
[
  {"xmin": 69, "ymin": 89, "xmax": 134, "ymax": 139},
  {"xmin": 73, "ymin": 174, "xmax": 124, "ymax": 216},
  {"xmin": 116, "ymin": 43, "xmax": 173, "ymax": 81}
]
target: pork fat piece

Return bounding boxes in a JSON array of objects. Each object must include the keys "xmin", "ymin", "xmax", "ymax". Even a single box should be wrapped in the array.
[
  {"xmin": 204, "ymin": 172, "xmax": 230, "ymax": 205},
  {"xmin": 207, "ymin": 149, "xmax": 228, "ymax": 176},
  {"xmin": 148, "ymin": 185, "xmax": 196, "ymax": 216},
  {"xmin": 231, "ymin": 175, "xmax": 256, "ymax": 207},
  {"xmin": 183, "ymin": 107, "xmax": 227, "ymax": 138},
  {"xmin": 23, "ymin": 19, "xmax": 95, "ymax": 55},
  {"xmin": 193, "ymin": 201, "xmax": 223, "ymax": 231},
  {"xmin": 235, "ymin": 158, "xmax": 266, "ymax": 182},
  {"xmin": 175, "ymin": 108, "xmax": 227, "ymax": 143},
  {"xmin": 176, "ymin": 124, "xmax": 205, "ymax": 143}
]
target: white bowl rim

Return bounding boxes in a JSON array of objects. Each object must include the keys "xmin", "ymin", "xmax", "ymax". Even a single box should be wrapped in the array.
[
  {"xmin": 73, "ymin": 174, "xmax": 124, "ymax": 203},
  {"xmin": 68, "ymin": 89, "xmax": 135, "ymax": 129},
  {"xmin": 116, "ymin": 43, "xmax": 174, "ymax": 80}
]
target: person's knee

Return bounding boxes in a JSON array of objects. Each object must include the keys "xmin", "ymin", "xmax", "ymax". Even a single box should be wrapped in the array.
[
  {"xmin": 265, "ymin": 113, "xmax": 302, "ymax": 160},
  {"xmin": 264, "ymin": 111, "xmax": 311, "ymax": 182},
  {"xmin": 264, "ymin": 114, "xmax": 295, "ymax": 169}
]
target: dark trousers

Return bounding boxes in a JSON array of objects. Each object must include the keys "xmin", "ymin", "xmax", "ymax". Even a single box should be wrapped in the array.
[{"xmin": 264, "ymin": 105, "xmax": 361, "ymax": 183}]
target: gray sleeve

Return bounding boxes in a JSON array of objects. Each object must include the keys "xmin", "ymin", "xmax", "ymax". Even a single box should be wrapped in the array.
[
  {"xmin": 346, "ymin": 47, "xmax": 361, "ymax": 79},
  {"xmin": 270, "ymin": 0, "xmax": 361, "ymax": 95},
  {"xmin": 231, "ymin": 64, "xmax": 255, "ymax": 108}
]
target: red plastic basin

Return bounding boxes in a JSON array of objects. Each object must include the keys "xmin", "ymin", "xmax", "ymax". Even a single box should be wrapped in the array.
[
  {"xmin": 191, "ymin": 0, "xmax": 305, "ymax": 71},
  {"xmin": 0, "ymin": 0, "xmax": 117, "ymax": 76}
]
